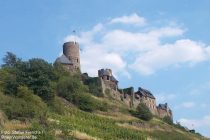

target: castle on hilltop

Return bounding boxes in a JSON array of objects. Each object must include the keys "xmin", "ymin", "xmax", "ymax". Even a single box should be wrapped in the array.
[
  {"xmin": 55, "ymin": 41, "xmax": 80, "ymax": 73},
  {"xmin": 55, "ymin": 41, "xmax": 173, "ymax": 119}
]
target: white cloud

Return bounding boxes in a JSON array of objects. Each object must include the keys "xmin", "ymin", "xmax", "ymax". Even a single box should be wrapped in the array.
[
  {"xmin": 63, "ymin": 13, "xmax": 210, "ymax": 77},
  {"xmin": 179, "ymin": 115, "xmax": 210, "ymax": 137},
  {"xmin": 181, "ymin": 101, "xmax": 195, "ymax": 108},
  {"xmin": 130, "ymin": 39, "xmax": 209, "ymax": 75},
  {"xmin": 64, "ymin": 24, "xmax": 130, "ymax": 78},
  {"xmin": 80, "ymin": 46, "xmax": 127, "ymax": 77},
  {"xmin": 110, "ymin": 13, "xmax": 146, "ymax": 26},
  {"xmin": 64, "ymin": 23, "xmax": 104, "ymax": 45},
  {"xmin": 147, "ymin": 27, "xmax": 184, "ymax": 38}
]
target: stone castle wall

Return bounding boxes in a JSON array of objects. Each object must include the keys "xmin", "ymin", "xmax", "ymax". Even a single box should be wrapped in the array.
[
  {"xmin": 63, "ymin": 42, "xmax": 80, "ymax": 71},
  {"xmin": 101, "ymin": 76, "xmax": 118, "ymax": 91},
  {"xmin": 59, "ymin": 40, "xmax": 173, "ymax": 119},
  {"xmin": 157, "ymin": 108, "xmax": 173, "ymax": 118},
  {"xmin": 133, "ymin": 96, "xmax": 158, "ymax": 115},
  {"xmin": 100, "ymin": 78, "xmax": 121, "ymax": 100}
]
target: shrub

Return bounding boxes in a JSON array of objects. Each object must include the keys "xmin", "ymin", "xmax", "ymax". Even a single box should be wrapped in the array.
[
  {"xmin": 136, "ymin": 103, "xmax": 153, "ymax": 121},
  {"xmin": 0, "ymin": 69, "xmax": 18, "ymax": 95},
  {"xmin": 48, "ymin": 97, "xmax": 65, "ymax": 115},
  {"xmin": 73, "ymin": 93, "xmax": 96, "ymax": 112},
  {"xmin": 162, "ymin": 116, "xmax": 173, "ymax": 125},
  {"xmin": 1, "ymin": 86, "xmax": 47, "ymax": 120},
  {"xmin": 83, "ymin": 77, "xmax": 104, "ymax": 97},
  {"xmin": 174, "ymin": 122, "xmax": 187, "ymax": 131},
  {"xmin": 57, "ymin": 75, "xmax": 108, "ymax": 112},
  {"xmin": 57, "ymin": 76, "xmax": 87, "ymax": 101}
]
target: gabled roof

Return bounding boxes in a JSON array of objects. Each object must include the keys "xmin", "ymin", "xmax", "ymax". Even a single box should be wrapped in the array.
[
  {"xmin": 135, "ymin": 87, "xmax": 155, "ymax": 99},
  {"xmin": 55, "ymin": 54, "xmax": 72, "ymax": 65},
  {"xmin": 158, "ymin": 103, "xmax": 169, "ymax": 110}
]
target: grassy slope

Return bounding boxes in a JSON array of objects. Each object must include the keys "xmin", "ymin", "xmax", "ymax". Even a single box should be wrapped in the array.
[
  {"xmin": 46, "ymin": 97, "xmax": 209, "ymax": 140},
  {"xmin": 1, "ymin": 96, "xmax": 209, "ymax": 140}
]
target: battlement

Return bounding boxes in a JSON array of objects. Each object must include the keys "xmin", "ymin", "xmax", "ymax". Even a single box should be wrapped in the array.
[{"xmin": 98, "ymin": 68, "xmax": 118, "ymax": 91}]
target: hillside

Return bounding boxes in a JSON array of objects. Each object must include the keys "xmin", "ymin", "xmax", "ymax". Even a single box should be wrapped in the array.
[
  {"xmin": 0, "ymin": 95, "xmax": 208, "ymax": 140},
  {"xmin": 0, "ymin": 52, "xmax": 209, "ymax": 140}
]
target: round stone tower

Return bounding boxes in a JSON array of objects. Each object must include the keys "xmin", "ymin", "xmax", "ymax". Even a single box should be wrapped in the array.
[{"xmin": 63, "ymin": 41, "xmax": 80, "ymax": 71}]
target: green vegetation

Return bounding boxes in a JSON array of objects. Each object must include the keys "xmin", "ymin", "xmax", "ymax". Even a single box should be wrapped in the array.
[
  {"xmin": 83, "ymin": 76, "xmax": 104, "ymax": 97},
  {"xmin": 136, "ymin": 103, "xmax": 153, "ymax": 121},
  {"xmin": 1, "ymin": 52, "xmax": 56, "ymax": 101},
  {"xmin": 57, "ymin": 75, "xmax": 108, "ymax": 112},
  {"xmin": 0, "ymin": 52, "xmax": 208, "ymax": 140},
  {"xmin": 0, "ymin": 86, "xmax": 47, "ymax": 120},
  {"xmin": 49, "ymin": 108, "xmax": 147, "ymax": 140},
  {"xmin": 162, "ymin": 116, "xmax": 173, "ymax": 125}
]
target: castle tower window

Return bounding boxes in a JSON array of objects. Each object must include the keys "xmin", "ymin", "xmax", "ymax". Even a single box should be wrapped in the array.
[
  {"xmin": 77, "ymin": 58, "xmax": 79, "ymax": 62},
  {"xmin": 107, "ymin": 76, "xmax": 110, "ymax": 80}
]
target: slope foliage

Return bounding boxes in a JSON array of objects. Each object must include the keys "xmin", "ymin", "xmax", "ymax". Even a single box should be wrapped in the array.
[{"xmin": 0, "ymin": 52, "xmax": 208, "ymax": 140}]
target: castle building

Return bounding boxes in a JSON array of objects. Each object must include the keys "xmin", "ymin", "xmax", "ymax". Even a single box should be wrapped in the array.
[
  {"xmin": 134, "ymin": 87, "xmax": 158, "ymax": 115},
  {"xmin": 55, "ymin": 40, "xmax": 173, "ymax": 119},
  {"xmin": 157, "ymin": 103, "xmax": 173, "ymax": 118},
  {"xmin": 55, "ymin": 41, "xmax": 80, "ymax": 72},
  {"xmin": 98, "ymin": 69, "xmax": 118, "ymax": 92}
]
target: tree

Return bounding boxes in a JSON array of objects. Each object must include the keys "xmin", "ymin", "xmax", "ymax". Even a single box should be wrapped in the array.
[
  {"xmin": 2, "ymin": 52, "xmax": 21, "ymax": 68},
  {"xmin": 17, "ymin": 58, "xmax": 56, "ymax": 101},
  {"xmin": 1, "ymin": 52, "xmax": 21, "ymax": 95},
  {"xmin": 1, "ymin": 52, "xmax": 56, "ymax": 101},
  {"xmin": 136, "ymin": 103, "xmax": 153, "ymax": 121}
]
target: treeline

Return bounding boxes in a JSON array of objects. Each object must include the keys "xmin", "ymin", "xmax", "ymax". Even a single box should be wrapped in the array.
[{"xmin": 0, "ymin": 52, "xmax": 108, "ymax": 121}]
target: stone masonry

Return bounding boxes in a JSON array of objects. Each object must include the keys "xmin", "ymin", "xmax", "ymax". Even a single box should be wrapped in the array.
[
  {"xmin": 55, "ymin": 41, "xmax": 80, "ymax": 73},
  {"xmin": 56, "ymin": 41, "xmax": 173, "ymax": 119}
]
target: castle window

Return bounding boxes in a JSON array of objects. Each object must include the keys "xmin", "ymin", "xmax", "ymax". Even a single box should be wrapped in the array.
[
  {"xmin": 107, "ymin": 76, "xmax": 110, "ymax": 80},
  {"xmin": 77, "ymin": 58, "xmax": 79, "ymax": 62}
]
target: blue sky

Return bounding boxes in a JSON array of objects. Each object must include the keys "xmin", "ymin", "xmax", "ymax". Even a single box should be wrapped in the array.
[{"xmin": 0, "ymin": 0, "xmax": 210, "ymax": 137}]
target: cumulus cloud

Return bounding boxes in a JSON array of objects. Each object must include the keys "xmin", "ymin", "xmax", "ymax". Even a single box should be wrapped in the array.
[
  {"xmin": 110, "ymin": 13, "xmax": 146, "ymax": 25},
  {"xmin": 80, "ymin": 46, "xmax": 127, "ymax": 77},
  {"xmin": 110, "ymin": 13, "xmax": 146, "ymax": 26},
  {"xmin": 63, "ymin": 13, "xmax": 210, "ymax": 77},
  {"xmin": 130, "ymin": 39, "xmax": 209, "ymax": 75},
  {"xmin": 64, "ymin": 23, "xmax": 130, "ymax": 78}
]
